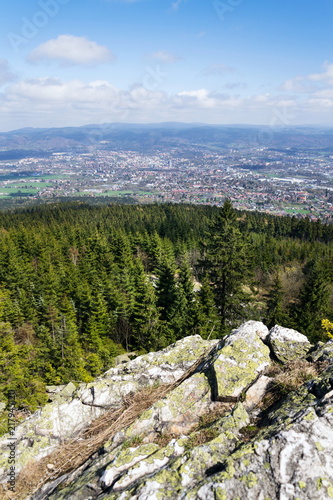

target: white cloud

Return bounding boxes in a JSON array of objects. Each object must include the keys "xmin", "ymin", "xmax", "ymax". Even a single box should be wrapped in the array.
[
  {"xmin": 278, "ymin": 62, "xmax": 333, "ymax": 119},
  {"xmin": 280, "ymin": 76, "xmax": 319, "ymax": 93},
  {"xmin": 28, "ymin": 35, "xmax": 115, "ymax": 67},
  {"xmin": 308, "ymin": 61, "xmax": 333, "ymax": 85},
  {"xmin": 0, "ymin": 59, "xmax": 17, "ymax": 86},
  {"xmin": 1, "ymin": 77, "xmax": 168, "ymax": 123},
  {"xmin": 7, "ymin": 78, "xmax": 117, "ymax": 103},
  {"xmin": 281, "ymin": 61, "xmax": 333, "ymax": 92},
  {"xmin": 149, "ymin": 51, "xmax": 180, "ymax": 63},
  {"xmin": 1, "ymin": 74, "xmax": 333, "ymax": 131},
  {"xmin": 176, "ymin": 89, "xmax": 217, "ymax": 108}
]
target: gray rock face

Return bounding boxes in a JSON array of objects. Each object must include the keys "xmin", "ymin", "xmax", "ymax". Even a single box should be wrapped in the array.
[
  {"xmin": 244, "ymin": 375, "xmax": 272, "ymax": 411},
  {"xmin": 214, "ymin": 321, "xmax": 271, "ymax": 399},
  {"xmin": 1, "ymin": 321, "xmax": 333, "ymax": 500},
  {"xmin": 123, "ymin": 372, "xmax": 214, "ymax": 440},
  {"xmin": 186, "ymin": 395, "xmax": 333, "ymax": 500},
  {"xmin": 268, "ymin": 325, "xmax": 312, "ymax": 363},
  {"xmin": 225, "ymin": 320, "xmax": 270, "ymax": 344}
]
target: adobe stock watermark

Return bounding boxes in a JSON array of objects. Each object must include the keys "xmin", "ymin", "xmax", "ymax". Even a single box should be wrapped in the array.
[
  {"xmin": 213, "ymin": 0, "xmax": 244, "ymax": 22},
  {"xmin": 6, "ymin": 390, "xmax": 17, "ymax": 494},
  {"xmin": 7, "ymin": 0, "xmax": 71, "ymax": 54},
  {"xmin": 257, "ymin": 106, "xmax": 296, "ymax": 146},
  {"xmin": 142, "ymin": 64, "xmax": 168, "ymax": 91}
]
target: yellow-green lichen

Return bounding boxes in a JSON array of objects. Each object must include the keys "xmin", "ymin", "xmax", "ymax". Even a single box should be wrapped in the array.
[
  {"xmin": 157, "ymin": 373, "xmax": 210, "ymax": 418},
  {"xmin": 214, "ymin": 487, "xmax": 227, "ymax": 500},
  {"xmin": 240, "ymin": 471, "xmax": 258, "ymax": 488},
  {"xmin": 214, "ymin": 337, "xmax": 270, "ymax": 398},
  {"xmin": 153, "ymin": 465, "xmax": 182, "ymax": 488},
  {"xmin": 216, "ymin": 461, "xmax": 236, "ymax": 481},
  {"xmin": 269, "ymin": 338, "xmax": 310, "ymax": 364},
  {"xmin": 303, "ymin": 409, "xmax": 317, "ymax": 421},
  {"xmin": 15, "ymin": 436, "xmax": 53, "ymax": 469},
  {"xmin": 112, "ymin": 443, "xmax": 159, "ymax": 467}
]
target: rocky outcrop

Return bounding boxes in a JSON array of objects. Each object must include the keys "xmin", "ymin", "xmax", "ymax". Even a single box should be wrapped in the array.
[{"xmin": 1, "ymin": 322, "xmax": 333, "ymax": 500}]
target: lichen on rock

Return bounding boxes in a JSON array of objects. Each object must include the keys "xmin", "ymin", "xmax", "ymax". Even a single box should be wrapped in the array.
[
  {"xmin": 268, "ymin": 325, "xmax": 312, "ymax": 363},
  {"xmin": 214, "ymin": 321, "xmax": 271, "ymax": 399}
]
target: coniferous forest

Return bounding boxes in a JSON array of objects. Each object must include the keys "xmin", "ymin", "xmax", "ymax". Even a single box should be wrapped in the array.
[{"xmin": 0, "ymin": 200, "xmax": 333, "ymax": 426}]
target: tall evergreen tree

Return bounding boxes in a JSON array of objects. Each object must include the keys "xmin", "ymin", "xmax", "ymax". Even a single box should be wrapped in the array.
[
  {"xmin": 155, "ymin": 258, "xmax": 186, "ymax": 343},
  {"xmin": 293, "ymin": 259, "xmax": 332, "ymax": 341},
  {"xmin": 264, "ymin": 275, "xmax": 289, "ymax": 329},
  {"xmin": 202, "ymin": 200, "xmax": 253, "ymax": 332},
  {"xmin": 195, "ymin": 276, "xmax": 221, "ymax": 338},
  {"xmin": 57, "ymin": 296, "xmax": 91, "ymax": 382},
  {"xmin": 131, "ymin": 260, "xmax": 160, "ymax": 350}
]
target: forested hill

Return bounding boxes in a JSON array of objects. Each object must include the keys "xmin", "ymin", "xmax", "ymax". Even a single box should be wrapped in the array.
[{"xmin": 0, "ymin": 201, "xmax": 333, "ymax": 426}]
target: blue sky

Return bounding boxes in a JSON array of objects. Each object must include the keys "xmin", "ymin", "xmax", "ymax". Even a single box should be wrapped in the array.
[{"xmin": 0, "ymin": 0, "xmax": 333, "ymax": 131}]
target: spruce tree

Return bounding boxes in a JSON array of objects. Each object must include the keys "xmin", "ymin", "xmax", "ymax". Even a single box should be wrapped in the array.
[
  {"xmin": 264, "ymin": 275, "xmax": 289, "ymax": 329},
  {"xmin": 293, "ymin": 259, "xmax": 332, "ymax": 342},
  {"xmin": 131, "ymin": 260, "xmax": 160, "ymax": 351},
  {"xmin": 202, "ymin": 200, "xmax": 253, "ymax": 332},
  {"xmin": 155, "ymin": 258, "xmax": 185, "ymax": 344},
  {"xmin": 195, "ymin": 276, "xmax": 221, "ymax": 338}
]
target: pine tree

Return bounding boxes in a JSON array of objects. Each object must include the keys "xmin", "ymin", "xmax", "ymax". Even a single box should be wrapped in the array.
[
  {"xmin": 57, "ymin": 296, "xmax": 91, "ymax": 382},
  {"xmin": 293, "ymin": 259, "xmax": 332, "ymax": 342},
  {"xmin": 0, "ymin": 320, "xmax": 47, "ymax": 412},
  {"xmin": 202, "ymin": 200, "xmax": 253, "ymax": 332},
  {"xmin": 264, "ymin": 275, "xmax": 289, "ymax": 329},
  {"xmin": 177, "ymin": 255, "xmax": 200, "ymax": 336},
  {"xmin": 178, "ymin": 256, "xmax": 194, "ymax": 303},
  {"xmin": 195, "ymin": 276, "xmax": 221, "ymax": 338},
  {"xmin": 131, "ymin": 260, "xmax": 160, "ymax": 350},
  {"xmin": 155, "ymin": 259, "xmax": 179, "ymax": 323},
  {"xmin": 155, "ymin": 258, "xmax": 186, "ymax": 343}
]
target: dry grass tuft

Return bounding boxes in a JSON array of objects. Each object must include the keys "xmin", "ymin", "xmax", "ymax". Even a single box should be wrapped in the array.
[
  {"xmin": 260, "ymin": 359, "xmax": 327, "ymax": 411},
  {"xmin": 152, "ymin": 433, "xmax": 180, "ymax": 448},
  {"xmin": 197, "ymin": 404, "xmax": 230, "ymax": 428},
  {"xmin": 183, "ymin": 404, "xmax": 231, "ymax": 449},
  {"xmin": 13, "ymin": 384, "xmax": 173, "ymax": 499},
  {"xmin": 239, "ymin": 424, "xmax": 260, "ymax": 442},
  {"xmin": 186, "ymin": 427, "xmax": 220, "ymax": 448},
  {"xmin": 272, "ymin": 360, "xmax": 318, "ymax": 394}
]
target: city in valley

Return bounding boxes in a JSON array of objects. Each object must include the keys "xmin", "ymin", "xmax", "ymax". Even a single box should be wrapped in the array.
[{"xmin": 0, "ymin": 124, "xmax": 332, "ymax": 219}]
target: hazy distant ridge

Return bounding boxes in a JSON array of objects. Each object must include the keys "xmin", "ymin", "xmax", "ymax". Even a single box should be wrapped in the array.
[{"xmin": 1, "ymin": 123, "xmax": 333, "ymax": 154}]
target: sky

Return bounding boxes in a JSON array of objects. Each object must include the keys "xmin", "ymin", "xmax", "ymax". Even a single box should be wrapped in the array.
[{"xmin": 1, "ymin": 0, "xmax": 333, "ymax": 132}]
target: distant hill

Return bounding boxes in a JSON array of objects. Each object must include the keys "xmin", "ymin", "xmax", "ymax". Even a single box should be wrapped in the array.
[{"xmin": 0, "ymin": 123, "xmax": 333, "ymax": 155}]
